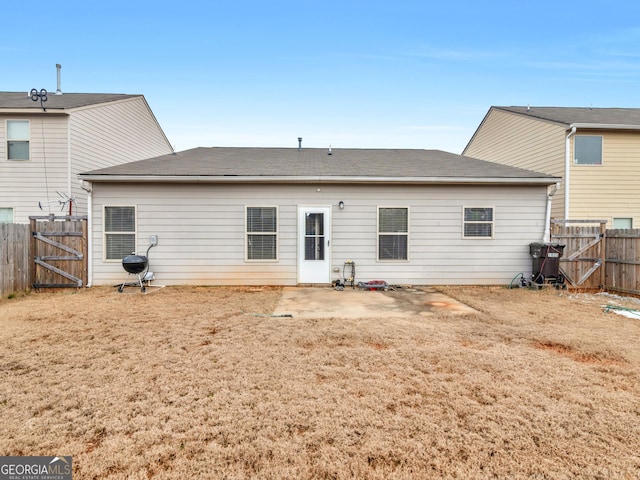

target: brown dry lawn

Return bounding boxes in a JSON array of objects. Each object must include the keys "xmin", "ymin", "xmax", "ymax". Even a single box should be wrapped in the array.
[{"xmin": 1, "ymin": 285, "xmax": 639, "ymax": 479}]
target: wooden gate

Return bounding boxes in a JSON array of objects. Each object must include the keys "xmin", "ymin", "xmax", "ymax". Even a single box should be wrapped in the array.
[
  {"xmin": 550, "ymin": 220, "xmax": 606, "ymax": 289},
  {"xmin": 30, "ymin": 214, "xmax": 88, "ymax": 289}
]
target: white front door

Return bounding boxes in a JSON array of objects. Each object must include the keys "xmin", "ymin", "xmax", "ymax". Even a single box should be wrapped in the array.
[{"xmin": 298, "ymin": 206, "xmax": 331, "ymax": 283}]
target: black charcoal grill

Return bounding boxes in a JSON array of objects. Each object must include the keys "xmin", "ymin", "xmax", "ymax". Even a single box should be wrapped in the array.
[{"xmin": 118, "ymin": 245, "xmax": 154, "ymax": 293}]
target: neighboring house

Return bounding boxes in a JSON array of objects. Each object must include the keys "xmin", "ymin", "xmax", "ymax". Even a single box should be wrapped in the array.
[
  {"xmin": 78, "ymin": 147, "xmax": 559, "ymax": 286},
  {"xmin": 463, "ymin": 106, "xmax": 640, "ymax": 228},
  {"xmin": 0, "ymin": 91, "xmax": 173, "ymax": 223}
]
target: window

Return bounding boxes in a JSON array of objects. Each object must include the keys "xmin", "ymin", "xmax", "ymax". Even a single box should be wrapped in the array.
[
  {"xmin": 612, "ymin": 217, "xmax": 632, "ymax": 229},
  {"xmin": 246, "ymin": 206, "xmax": 277, "ymax": 260},
  {"xmin": 0, "ymin": 207, "xmax": 13, "ymax": 223},
  {"xmin": 378, "ymin": 207, "xmax": 408, "ymax": 261},
  {"xmin": 574, "ymin": 135, "xmax": 602, "ymax": 165},
  {"xmin": 463, "ymin": 207, "xmax": 494, "ymax": 238},
  {"xmin": 104, "ymin": 206, "xmax": 136, "ymax": 261},
  {"xmin": 7, "ymin": 120, "xmax": 30, "ymax": 160}
]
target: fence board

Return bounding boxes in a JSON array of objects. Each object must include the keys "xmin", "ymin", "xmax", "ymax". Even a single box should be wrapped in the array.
[{"xmin": 0, "ymin": 223, "xmax": 31, "ymax": 297}]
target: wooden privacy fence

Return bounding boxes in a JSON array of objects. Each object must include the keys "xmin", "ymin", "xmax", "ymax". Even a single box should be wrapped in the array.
[
  {"xmin": 551, "ymin": 220, "xmax": 640, "ymax": 294},
  {"xmin": 605, "ymin": 229, "xmax": 640, "ymax": 295},
  {"xmin": 30, "ymin": 215, "xmax": 88, "ymax": 289},
  {"xmin": 0, "ymin": 223, "xmax": 31, "ymax": 297}
]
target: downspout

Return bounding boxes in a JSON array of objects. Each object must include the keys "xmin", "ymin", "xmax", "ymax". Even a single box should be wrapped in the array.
[
  {"xmin": 80, "ymin": 180, "xmax": 93, "ymax": 287},
  {"xmin": 542, "ymin": 182, "xmax": 559, "ymax": 243},
  {"xmin": 564, "ymin": 126, "xmax": 577, "ymax": 220},
  {"xmin": 67, "ymin": 115, "xmax": 72, "ymax": 214}
]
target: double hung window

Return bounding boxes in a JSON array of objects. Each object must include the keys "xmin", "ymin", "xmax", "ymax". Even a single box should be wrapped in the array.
[
  {"xmin": 378, "ymin": 207, "xmax": 408, "ymax": 261},
  {"xmin": 246, "ymin": 206, "xmax": 277, "ymax": 261},
  {"xmin": 7, "ymin": 120, "xmax": 30, "ymax": 160},
  {"xmin": 104, "ymin": 206, "xmax": 136, "ymax": 260},
  {"xmin": 463, "ymin": 207, "xmax": 494, "ymax": 238}
]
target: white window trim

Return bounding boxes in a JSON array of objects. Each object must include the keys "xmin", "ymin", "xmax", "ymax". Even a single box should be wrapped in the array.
[
  {"xmin": 462, "ymin": 206, "xmax": 495, "ymax": 239},
  {"xmin": 377, "ymin": 206, "xmax": 410, "ymax": 262},
  {"xmin": 245, "ymin": 205, "xmax": 279, "ymax": 262},
  {"xmin": 6, "ymin": 119, "xmax": 31, "ymax": 161},
  {"xmin": 573, "ymin": 135, "xmax": 603, "ymax": 166},
  {"xmin": 103, "ymin": 205, "xmax": 137, "ymax": 262}
]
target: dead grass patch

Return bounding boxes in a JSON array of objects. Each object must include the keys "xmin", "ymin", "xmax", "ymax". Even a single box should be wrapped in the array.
[
  {"xmin": 1, "ymin": 285, "xmax": 639, "ymax": 478},
  {"xmin": 533, "ymin": 341, "xmax": 629, "ymax": 367}
]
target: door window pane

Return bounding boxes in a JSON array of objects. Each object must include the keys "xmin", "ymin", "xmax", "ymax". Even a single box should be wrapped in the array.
[{"xmin": 304, "ymin": 213, "xmax": 324, "ymax": 260}]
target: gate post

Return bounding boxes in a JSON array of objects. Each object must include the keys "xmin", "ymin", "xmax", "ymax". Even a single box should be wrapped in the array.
[{"xmin": 29, "ymin": 217, "xmax": 36, "ymax": 289}]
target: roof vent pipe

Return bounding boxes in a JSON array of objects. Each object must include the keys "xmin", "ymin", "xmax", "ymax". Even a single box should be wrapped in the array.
[
  {"xmin": 55, "ymin": 64, "xmax": 62, "ymax": 95},
  {"xmin": 298, "ymin": 137, "xmax": 302, "ymax": 150}
]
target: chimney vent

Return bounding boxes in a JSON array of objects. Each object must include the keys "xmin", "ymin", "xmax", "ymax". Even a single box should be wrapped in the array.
[
  {"xmin": 55, "ymin": 64, "xmax": 62, "ymax": 95},
  {"xmin": 298, "ymin": 137, "xmax": 302, "ymax": 150}
]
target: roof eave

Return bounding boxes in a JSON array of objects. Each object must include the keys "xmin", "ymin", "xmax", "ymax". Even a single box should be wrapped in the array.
[
  {"xmin": 78, "ymin": 174, "xmax": 559, "ymax": 185},
  {"xmin": 569, "ymin": 123, "xmax": 640, "ymax": 131},
  {"xmin": 0, "ymin": 108, "xmax": 69, "ymax": 114}
]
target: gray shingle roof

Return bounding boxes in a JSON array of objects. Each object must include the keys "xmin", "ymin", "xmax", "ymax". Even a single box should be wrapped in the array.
[
  {"xmin": 495, "ymin": 106, "xmax": 640, "ymax": 126},
  {"xmin": 80, "ymin": 147, "xmax": 558, "ymax": 184},
  {"xmin": 0, "ymin": 91, "xmax": 141, "ymax": 110}
]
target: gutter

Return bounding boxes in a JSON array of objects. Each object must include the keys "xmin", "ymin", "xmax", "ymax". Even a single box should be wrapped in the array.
[
  {"xmin": 80, "ymin": 180, "xmax": 93, "ymax": 287},
  {"xmin": 564, "ymin": 126, "xmax": 577, "ymax": 219},
  {"xmin": 77, "ymin": 175, "xmax": 560, "ymax": 186}
]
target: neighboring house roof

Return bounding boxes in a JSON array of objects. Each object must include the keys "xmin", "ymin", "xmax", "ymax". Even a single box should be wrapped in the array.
[
  {"xmin": 80, "ymin": 147, "xmax": 559, "ymax": 185},
  {"xmin": 493, "ymin": 106, "xmax": 640, "ymax": 129},
  {"xmin": 0, "ymin": 91, "xmax": 142, "ymax": 111}
]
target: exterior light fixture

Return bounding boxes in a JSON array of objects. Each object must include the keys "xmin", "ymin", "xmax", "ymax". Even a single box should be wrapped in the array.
[{"xmin": 338, "ymin": 201, "xmax": 344, "ymax": 209}]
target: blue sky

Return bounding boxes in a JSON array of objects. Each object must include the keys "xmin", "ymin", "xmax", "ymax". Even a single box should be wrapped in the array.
[{"xmin": 3, "ymin": 1, "xmax": 640, "ymax": 153}]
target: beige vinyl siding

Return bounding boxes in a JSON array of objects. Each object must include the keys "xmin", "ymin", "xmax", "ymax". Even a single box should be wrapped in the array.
[
  {"xmin": 69, "ymin": 97, "xmax": 173, "ymax": 216},
  {"xmin": 90, "ymin": 182, "xmax": 549, "ymax": 286},
  {"xmin": 464, "ymin": 108, "xmax": 567, "ymax": 218},
  {"xmin": 0, "ymin": 114, "xmax": 70, "ymax": 222},
  {"xmin": 569, "ymin": 130, "xmax": 640, "ymax": 226}
]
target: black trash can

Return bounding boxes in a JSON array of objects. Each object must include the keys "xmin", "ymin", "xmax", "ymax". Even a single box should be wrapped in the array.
[{"xmin": 529, "ymin": 243, "xmax": 565, "ymax": 285}]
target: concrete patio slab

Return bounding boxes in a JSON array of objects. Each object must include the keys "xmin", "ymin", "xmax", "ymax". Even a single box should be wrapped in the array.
[{"xmin": 273, "ymin": 286, "xmax": 476, "ymax": 319}]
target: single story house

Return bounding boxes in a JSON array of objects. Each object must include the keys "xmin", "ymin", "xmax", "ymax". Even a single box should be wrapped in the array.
[{"xmin": 78, "ymin": 147, "xmax": 560, "ymax": 287}]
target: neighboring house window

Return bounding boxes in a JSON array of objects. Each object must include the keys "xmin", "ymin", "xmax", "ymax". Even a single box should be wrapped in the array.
[
  {"xmin": 246, "ymin": 206, "xmax": 277, "ymax": 261},
  {"xmin": 574, "ymin": 135, "xmax": 602, "ymax": 165},
  {"xmin": 463, "ymin": 207, "xmax": 494, "ymax": 238},
  {"xmin": 104, "ymin": 206, "xmax": 136, "ymax": 261},
  {"xmin": 0, "ymin": 207, "xmax": 13, "ymax": 223},
  {"xmin": 378, "ymin": 207, "xmax": 408, "ymax": 261},
  {"xmin": 7, "ymin": 120, "xmax": 30, "ymax": 160},
  {"xmin": 612, "ymin": 218, "xmax": 632, "ymax": 229}
]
